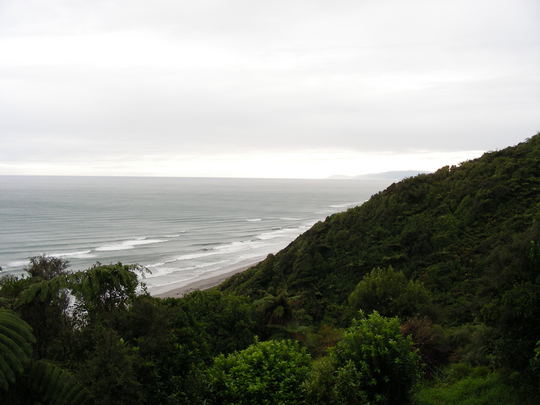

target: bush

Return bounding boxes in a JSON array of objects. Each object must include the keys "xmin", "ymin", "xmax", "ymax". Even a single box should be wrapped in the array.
[
  {"xmin": 348, "ymin": 266, "xmax": 432, "ymax": 319},
  {"xmin": 305, "ymin": 311, "xmax": 421, "ymax": 404},
  {"xmin": 401, "ymin": 317, "xmax": 450, "ymax": 373},
  {"xmin": 208, "ymin": 339, "xmax": 311, "ymax": 405},
  {"xmin": 413, "ymin": 364, "xmax": 537, "ymax": 405}
]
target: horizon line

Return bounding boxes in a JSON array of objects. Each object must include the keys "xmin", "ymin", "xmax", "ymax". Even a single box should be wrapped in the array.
[{"xmin": 0, "ymin": 170, "xmax": 431, "ymax": 181}]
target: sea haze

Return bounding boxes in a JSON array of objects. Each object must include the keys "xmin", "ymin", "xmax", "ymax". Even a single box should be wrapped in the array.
[{"xmin": 0, "ymin": 176, "xmax": 389, "ymax": 294}]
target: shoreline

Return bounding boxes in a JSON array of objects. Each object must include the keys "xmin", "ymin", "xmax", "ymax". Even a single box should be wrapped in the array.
[{"xmin": 151, "ymin": 261, "xmax": 259, "ymax": 299}]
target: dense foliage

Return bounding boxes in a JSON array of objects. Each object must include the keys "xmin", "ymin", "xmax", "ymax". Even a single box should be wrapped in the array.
[
  {"xmin": 0, "ymin": 308, "xmax": 90, "ymax": 404},
  {"xmin": 413, "ymin": 363, "xmax": 537, "ymax": 405},
  {"xmin": 304, "ymin": 311, "xmax": 420, "ymax": 405},
  {"xmin": 1, "ymin": 134, "xmax": 539, "ymax": 403},
  {"xmin": 208, "ymin": 339, "xmax": 311, "ymax": 405},
  {"xmin": 348, "ymin": 266, "xmax": 432, "ymax": 319},
  {"xmin": 0, "ymin": 259, "xmax": 262, "ymax": 404},
  {"xmin": 221, "ymin": 134, "xmax": 540, "ymax": 368}
]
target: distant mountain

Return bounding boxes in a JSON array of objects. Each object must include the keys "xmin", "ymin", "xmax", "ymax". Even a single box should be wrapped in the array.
[
  {"xmin": 328, "ymin": 170, "xmax": 428, "ymax": 180},
  {"xmin": 356, "ymin": 170, "xmax": 429, "ymax": 180}
]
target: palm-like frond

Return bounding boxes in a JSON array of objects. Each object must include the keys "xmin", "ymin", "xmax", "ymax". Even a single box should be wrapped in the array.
[
  {"xmin": 15, "ymin": 276, "xmax": 69, "ymax": 306},
  {"xmin": 0, "ymin": 309, "xmax": 35, "ymax": 391},
  {"xmin": 28, "ymin": 360, "xmax": 92, "ymax": 405}
]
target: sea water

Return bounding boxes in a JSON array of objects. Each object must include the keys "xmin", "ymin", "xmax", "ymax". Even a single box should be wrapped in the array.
[{"xmin": 0, "ymin": 176, "xmax": 389, "ymax": 294}]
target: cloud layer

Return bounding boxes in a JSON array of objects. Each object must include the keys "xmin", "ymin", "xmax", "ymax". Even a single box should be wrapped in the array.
[{"xmin": 1, "ymin": 0, "xmax": 539, "ymax": 177}]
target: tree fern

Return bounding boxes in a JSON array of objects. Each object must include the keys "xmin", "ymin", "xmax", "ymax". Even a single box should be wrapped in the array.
[
  {"xmin": 28, "ymin": 360, "xmax": 91, "ymax": 405},
  {"xmin": 71, "ymin": 264, "xmax": 141, "ymax": 314},
  {"xmin": 0, "ymin": 309, "xmax": 35, "ymax": 391},
  {"xmin": 15, "ymin": 276, "xmax": 69, "ymax": 306}
]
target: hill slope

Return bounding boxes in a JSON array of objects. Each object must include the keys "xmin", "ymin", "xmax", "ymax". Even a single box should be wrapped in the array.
[{"xmin": 220, "ymin": 135, "xmax": 540, "ymax": 329}]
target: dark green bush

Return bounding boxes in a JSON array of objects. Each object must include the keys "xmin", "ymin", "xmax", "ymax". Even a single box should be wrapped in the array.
[
  {"xmin": 305, "ymin": 312, "xmax": 421, "ymax": 404},
  {"xmin": 208, "ymin": 339, "xmax": 311, "ymax": 405},
  {"xmin": 348, "ymin": 266, "xmax": 432, "ymax": 319}
]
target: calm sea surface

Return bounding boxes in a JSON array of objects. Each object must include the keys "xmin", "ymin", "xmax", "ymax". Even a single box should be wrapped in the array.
[{"xmin": 0, "ymin": 176, "xmax": 389, "ymax": 293}]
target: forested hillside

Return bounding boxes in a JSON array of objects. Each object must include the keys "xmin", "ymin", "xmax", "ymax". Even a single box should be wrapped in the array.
[
  {"xmin": 222, "ymin": 134, "xmax": 540, "ymax": 373},
  {"xmin": 1, "ymin": 135, "xmax": 539, "ymax": 404},
  {"xmin": 222, "ymin": 134, "xmax": 540, "ymax": 327}
]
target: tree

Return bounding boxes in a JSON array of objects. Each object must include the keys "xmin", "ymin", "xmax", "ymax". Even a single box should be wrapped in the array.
[
  {"xmin": 208, "ymin": 339, "xmax": 311, "ymax": 405},
  {"xmin": 305, "ymin": 312, "xmax": 421, "ymax": 405},
  {"xmin": 400, "ymin": 317, "xmax": 450, "ymax": 374},
  {"xmin": 173, "ymin": 290, "xmax": 259, "ymax": 355},
  {"xmin": 0, "ymin": 309, "xmax": 90, "ymax": 404},
  {"xmin": 24, "ymin": 255, "xmax": 69, "ymax": 280},
  {"xmin": 71, "ymin": 263, "xmax": 144, "ymax": 323},
  {"xmin": 75, "ymin": 327, "xmax": 143, "ymax": 405},
  {"xmin": 348, "ymin": 266, "xmax": 432, "ymax": 319},
  {"xmin": 482, "ymin": 281, "xmax": 540, "ymax": 370},
  {"xmin": 0, "ymin": 309, "xmax": 34, "ymax": 391},
  {"xmin": 255, "ymin": 293, "xmax": 293, "ymax": 326},
  {"xmin": 13, "ymin": 271, "xmax": 72, "ymax": 359}
]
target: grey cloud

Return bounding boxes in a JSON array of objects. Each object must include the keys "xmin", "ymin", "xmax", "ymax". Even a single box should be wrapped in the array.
[{"xmin": 0, "ymin": 0, "xmax": 539, "ymax": 170}]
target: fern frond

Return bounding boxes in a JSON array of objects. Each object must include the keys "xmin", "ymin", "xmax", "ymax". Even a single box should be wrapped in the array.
[
  {"xmin": 28, "ymin": 360, "xmax": 91, "ymax": 405},
  {"xmin": 16, "ymin": 277, "xmax": 68, "ymax": 306},
  {"xmin": 0, "ymin": 310, "xmax": 34, "ymax": 391},
  {"xmin": 0, "ymin": 355, "xmax": 15, "ymax": 390}
]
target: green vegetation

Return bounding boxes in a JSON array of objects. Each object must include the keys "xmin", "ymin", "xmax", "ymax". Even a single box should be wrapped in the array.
[
  {"xmin": 221, "ymin": 134, "xmax": 540, "ymax": 367},
  {"xmin": 413, "ymin": 364, "xmax": 537, "ymax": 405},
  {"xmin": 208, "ymin": 339, "xmax": 311, "ymax": 405},
  {"xmin": 1, "ymin": 134, "xmax": 539, "ymax": 403},
  {"xmin": 304, "ymin": 311, "xmax": 421, "ymax": 404},
  {"xmin": 348, "ymin": 266, "xmax": 432, "ymax": 318},
  {"xmin": 0, "ymin": 309, "xmax": 34, "ymax": 391},
  {"xmin": 0, "ymin": 308, "xmax": 90, "ymax": 404}
]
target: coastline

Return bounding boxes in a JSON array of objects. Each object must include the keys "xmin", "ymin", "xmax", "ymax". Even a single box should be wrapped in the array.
[{"xmin": 152, "ymin": 261, "xmax": 258, "ymax": 299}]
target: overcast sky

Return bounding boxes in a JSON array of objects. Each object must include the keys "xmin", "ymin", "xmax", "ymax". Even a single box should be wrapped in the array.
[{"xmin": 0, "ymin": 0, "xmax": 539, "ymax": 178}]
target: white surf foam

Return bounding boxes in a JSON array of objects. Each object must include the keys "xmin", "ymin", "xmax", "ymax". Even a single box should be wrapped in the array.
[
  {"xmin": 256, "ymin": 227, "xmax": 302, "ymax": 240},
  {"xmin": 259, "ymin": 221, "xmax": 316, "ymax": 241},
  {"xmin": 48, "ymin": 250, "xmax": 95, "ymax": 259},
  {"xmin": 329, "ymin": 201, "xmax": 364, "ymax": 208},
  {"xmin": 246, "ymin": 218, "xmax": 262, "ymax": 222},
  {"xmin": 214, "ymin": 240, "xmax": 258, "ymax": 252},
  {"xmin": 96, "ymin": 238, "xmax": 167, "ymax": 252},
  {"xmin": 163, "ymin": 231, "xmax": 186, "ymax": 238},
  {"xmin": 5, "ymin": 260, "xmax": 29, "ymax": 268},
  {"xmin": 146, "ymin": 259, "xmax": 230, "ymax": 278},
  {"xmin": 147, "ymin": 246, "xmax": 231, "ymax": 267},
  {"xmin": 145, "ymin": 225, "xmax": 306, "ymax": 273},
  {"xmin": 141, "ymin": 221, "xmax": 319, "ymax": 291},
  {"xmin": 173, "ymin": 250, "xmax": 221, "ymax": 261}
]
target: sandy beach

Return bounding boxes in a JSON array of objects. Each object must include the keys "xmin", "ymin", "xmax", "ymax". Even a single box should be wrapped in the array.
[{"xmin": 153, "ymin": 262, "xmax": 258, "ymax": 299}]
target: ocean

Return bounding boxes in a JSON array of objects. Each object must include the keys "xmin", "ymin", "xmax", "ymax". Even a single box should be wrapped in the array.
[{"xmin": 0, "ymin": 176, "xmax": 389, "ymax": 294}]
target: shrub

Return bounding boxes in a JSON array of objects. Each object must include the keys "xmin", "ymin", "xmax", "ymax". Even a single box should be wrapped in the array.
[
  {"xmin": 401, "ymin": 317, "xmax": 450, "ymax": 373},
  {"xmin": 305, "ymin": 311, "xmax": 421, "ymax": 404},
  {"xmin": 413, "ymin": 364, "xmax": 536, "ymax": 405},
  {"xmin": 348, "ymin": 266, "xmax": 432, "ymax": 319},
  {"xmin": 208, "ymin": 339, "xmax": 311, "ymax": 405}
]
